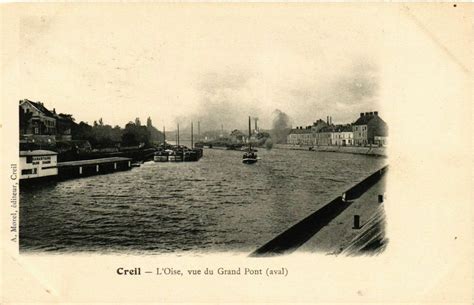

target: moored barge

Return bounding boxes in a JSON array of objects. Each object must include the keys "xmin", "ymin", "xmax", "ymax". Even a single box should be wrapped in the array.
[
  {"xmin": 153, "ymin": 147, "xmax": 203, "ymax": 162},
  {"xmin": 20, "ymin": 150, "xmax": 134, "ymax": 183}
]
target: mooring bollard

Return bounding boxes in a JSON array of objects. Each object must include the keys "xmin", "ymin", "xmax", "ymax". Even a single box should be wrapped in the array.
[
  {"xmin": 352, "ymin": 215, "xmax": 360, "ymax": 229},
  {"xmin": 378, "ymin": 194, "xmax": 384, "ymax": 203}
]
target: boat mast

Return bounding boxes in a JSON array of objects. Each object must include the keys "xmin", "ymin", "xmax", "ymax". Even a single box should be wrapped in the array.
[
  {"xmin": 163, "ymin": 125, "xmax": 166, "ymax": 145},
  {"xmin": 248, "ymin": 116, "xmax": 251, "ymax": 152},
  {"xmin": 198, "ymin": 121, "xmax": 201, "ymax": 141},
  {"xmin": 191, "ymin": 121, "xmax": 194, "ymax": 149},
  {"xmin": 177, "ymin": 123, "xmax": 180, "ymax": 147}
]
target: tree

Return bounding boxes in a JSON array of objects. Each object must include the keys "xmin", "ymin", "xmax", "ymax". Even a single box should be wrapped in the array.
[
  {"xmin": 122, "ymin": 122, "xmax": 150, "ymax": 146},
  {"xmin": 135, "ymin": 117, "xmax": 141, "ymax": 126},
  {"xmin": 72, "ymin": 121, "xmax": 93, "ymax": 142},
  {"xmin": 70, "ymin": 117, "xmax": 154, "ymax": 149},
  {"xmin": 58, "ymin": 113, "xmax": 75, "ymax": 122},
  {"xmin": 19, "ymin": 108, "xmax": 33, "ymax": 134},
  {"xmin": 144, "ymin": 117, "xmax": 164, "ymax": 144},
  {"xmin": 111, "ymin": 125, "xmax": 123, "ymax": 143}
]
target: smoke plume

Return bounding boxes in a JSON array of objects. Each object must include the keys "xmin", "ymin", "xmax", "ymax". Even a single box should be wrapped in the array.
[
  {"xmin": 185, "ymin": 69, "xmax": 262, "ymax": 133},
  {"xmin": 271, "ymin": 109, "xmax": 291, "ymax": 144}
]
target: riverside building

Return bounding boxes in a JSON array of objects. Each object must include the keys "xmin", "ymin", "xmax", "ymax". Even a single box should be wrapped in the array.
[
  {"xmin": 352, "ymin": 111, "xmax": 388, "ymax": 146},
  {"xmin": 332, "ymin": 125, "xmax": 354, "ymax": 146},
  {"xmin": 19, "ymin": 150, "xmax": 58, "ymax": 180},
  {"xmin": 287, "ymin": 126, "xmax": 313, "ymax": 146}
]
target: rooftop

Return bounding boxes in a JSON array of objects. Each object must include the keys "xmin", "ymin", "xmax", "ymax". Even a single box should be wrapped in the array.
[
  {"xmin": 21, "ymin": 99, "xmax": 55, "ymax": 118},
  {"xmin": 289, "ymin": 128, "xmax": 312, "ymax": 134},
  {"xmin": 333, "ymin": 124, "xmax": 353, "ymax": 132},
  {"xmin": 318, "ymin": 126, "xmax": 335, "ymax": 133},
  {"xmin": 20, "ymin": 150, "xmax": 58, "ymax": 156},
  {"xmin": 354, "ymin": 111, "xmax": 382, "ymax": 125}
]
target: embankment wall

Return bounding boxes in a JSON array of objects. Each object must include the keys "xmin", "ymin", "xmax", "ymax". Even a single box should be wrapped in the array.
[{"xmin": 275, "ymin": 144, "xmax": 386, "ymax": 157}]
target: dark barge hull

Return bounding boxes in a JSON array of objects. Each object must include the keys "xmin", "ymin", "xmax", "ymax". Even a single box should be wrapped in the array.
[
  {"xmin": 56, "ymin": 157, "xmax": 132, "ymax": 179},
  {"xmin": 154, "ymin": 148, "xmax": 203, "ymax": 163},
  {"xmin": 242, "ymin": 158, "xmax": 258, "ymax": 164}
]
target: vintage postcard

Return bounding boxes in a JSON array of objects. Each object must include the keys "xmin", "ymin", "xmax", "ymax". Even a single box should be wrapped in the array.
[{"xmin": 1, "ymin": 3, "xmax": 472, "ymax": 304}]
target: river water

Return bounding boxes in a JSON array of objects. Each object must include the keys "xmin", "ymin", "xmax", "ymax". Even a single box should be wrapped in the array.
[{"xmin": 20, "ymin": 148, "xmax": 385, "ymax": 254}]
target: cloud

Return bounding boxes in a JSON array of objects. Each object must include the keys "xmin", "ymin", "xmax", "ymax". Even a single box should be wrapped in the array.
[
  {"xmin": 286, "ymin": 58, "xmax": 380, "ymax": 125},
  {"xmin": 179, "ymin": 68, "xmax": 263, "ymax": 131},
  {"xmin": 175, "ymin": 57, "xmax": 380, "ymax": 132}
]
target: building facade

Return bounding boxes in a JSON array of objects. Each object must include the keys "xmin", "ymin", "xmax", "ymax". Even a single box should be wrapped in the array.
[
  {"xmin": 20, "ymin": 99, "xmax": 57, "ymax": 135},
  {"xmin": 374, "ymin": 136, "xmax": 387, "ymax": 147},
  {"xmin": 314, "ymin": 126, "xmax": 334, "ymax": 146},
  {"xmin": 19, "ymin": 150, "xmax": 58, "ymax": 180},
  {"xmin": 352, "ymin": 111, "xmax": 388, "ymax": 146},
  {"xmin": 287, "ymin": 127, "xmax": 313, "ymax": 146},
  {"xmin": 332, "ymin": 125, "xmax": 354, "ymax": 146},
  {"xmin": 20, "ymin": 99, "xmax": 74, "ymax": 142},
  {"xmin": 289, "ymin": 112, "xmax": 387, "ymax": 148}
]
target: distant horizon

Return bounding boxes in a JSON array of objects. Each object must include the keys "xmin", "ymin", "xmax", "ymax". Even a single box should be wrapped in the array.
[
  {"xmin": 21, "ymin": 97, "xmax": 382, "ymax": 134},
  {"xmin": 18, "ymin": 5, "xmax": 381, "ymax": 132}
]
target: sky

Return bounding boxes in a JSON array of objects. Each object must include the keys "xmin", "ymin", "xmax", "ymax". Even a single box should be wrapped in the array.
[{"xmin": 18, "ymin": 4, "xmax": 384, "ymax": 131}]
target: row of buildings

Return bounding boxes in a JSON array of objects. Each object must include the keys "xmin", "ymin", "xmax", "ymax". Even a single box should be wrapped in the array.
[{"xmin": 287, "ymin": 111, "xmax": 388, "ymax": 147}]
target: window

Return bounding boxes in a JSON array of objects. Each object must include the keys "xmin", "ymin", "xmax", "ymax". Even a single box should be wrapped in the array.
[
  {"xmin": 21, "ymin": 168, "xmax": 37, "ymax": 175},
  {"xmin": 43, "ymin": 160, "xmax": 51, "ymax": 164}
]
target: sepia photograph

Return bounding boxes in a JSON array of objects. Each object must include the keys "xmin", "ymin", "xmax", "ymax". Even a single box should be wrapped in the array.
[
  {"xmin": 16, "ymin": 4, "xmax": 388, "ymax": 256},
  {"xmin": 1, "ymin": 3, "xmax": 472, "ymax": 304}
]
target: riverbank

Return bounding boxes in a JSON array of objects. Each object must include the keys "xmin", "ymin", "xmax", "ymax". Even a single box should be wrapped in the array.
[
  {"xmin": 251, "ymin": 166, "xmax": 387, "ymax": 256},
  {"xmin": 275, "ymin": 144, "xmax": 387, "ymax": 157}
]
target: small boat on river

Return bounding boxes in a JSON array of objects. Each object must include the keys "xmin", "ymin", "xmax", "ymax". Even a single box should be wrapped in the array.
[
  {"xmin": 243, "ymin": 151, "xmax": 258, "ymax": 164},
  {"xmin": 242, "ymin": 116, "xmax": 258, "ymax": 164}
]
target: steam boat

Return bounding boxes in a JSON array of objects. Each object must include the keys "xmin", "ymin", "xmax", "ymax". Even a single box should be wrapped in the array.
[
  {"xmin": 242, "ymin": 151, "xmax": 258, "ymax": 164},
  {"xmin": 242, "ymin": 116, "xmax": 258, "ymax": 164}
]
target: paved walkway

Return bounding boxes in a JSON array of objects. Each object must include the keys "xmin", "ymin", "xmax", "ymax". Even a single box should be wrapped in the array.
[{"xmin": 298, "ymin": 175, "xmax": 387, "ymax": 254}]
